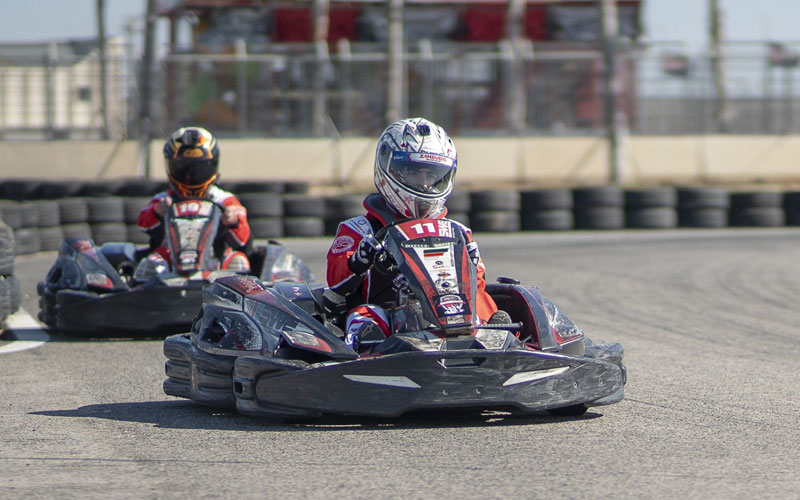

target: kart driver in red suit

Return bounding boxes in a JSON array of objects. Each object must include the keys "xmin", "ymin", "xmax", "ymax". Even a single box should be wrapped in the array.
[
  {"xmin": 326, "ymin": 117, "xmax": 508, "ymax": 351},
  {"xmin": 134, "ymin": 127, "xmax": 251, "ymax": 280}
]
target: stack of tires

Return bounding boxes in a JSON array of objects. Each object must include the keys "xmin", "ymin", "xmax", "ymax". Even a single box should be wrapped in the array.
[
  {"xmin": 785, "ymin": 192, "xmax": 800, "ymax": 226},
  {"xmin": 573, "ymin": 186, "xmax": 625, "ymax": 230},
  {"xmin": 728, "ymin": 190, "xmax": 785, "ymax": 227},
  {"xmin": 520, "ymin": 188, "xmax": 574, "ymax": 231},
  {"xmin": 469, "ymin": 190, "xmax": 521, "ymax": 232},
  {"xmin": 325, "ymin": 194, "xmax": 366, "ymax": 235},
  {"xmin": 0, "ymin": 218, "xmax": 22, "ymax": 326},
  {"xmin": 677, "ymin": 187, "xmax": 729, "ymax": 228},
  {"xmin": 445, "ymin": 191, "xmax": 471, "ymax": 227},
  {"xmin": 624, "ymin": 187, "xmax": 678, "ymax": 229},
  {"xmin": 282, "ymin": 195, "xmax": 325, "ymax": 237}
]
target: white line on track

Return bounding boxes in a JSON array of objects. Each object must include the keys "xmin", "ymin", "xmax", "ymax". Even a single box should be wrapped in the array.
[{"xmin": 0, "ymin": 308, "xmax": 50, "ymax": 354}]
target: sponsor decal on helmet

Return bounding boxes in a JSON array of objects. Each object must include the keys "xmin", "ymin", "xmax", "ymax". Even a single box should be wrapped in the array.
[
  {"xmin": 331, "ymin": 235, "xmax": 355, "ymax": 254},
  {"xmin": 409, "ymin": 152, "xmax": 455, "ymax": 167}
]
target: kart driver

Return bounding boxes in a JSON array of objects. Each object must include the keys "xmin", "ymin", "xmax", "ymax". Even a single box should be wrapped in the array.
[
  {"xmin": 326, "ymin": 117, "xmax": 510, "ymax": 351},
  {"xmin": 134, "ymin": 126, "xmax": 251, "ymax": 280}
]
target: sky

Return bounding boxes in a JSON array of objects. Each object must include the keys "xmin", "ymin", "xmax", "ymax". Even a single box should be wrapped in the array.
[{"xmin": 1, "ymin": 0, "xmax": 800, "ymax": 51}]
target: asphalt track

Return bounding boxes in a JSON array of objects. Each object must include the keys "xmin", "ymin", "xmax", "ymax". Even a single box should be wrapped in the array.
[{"xmin": 2, "ymin": 229, "xmax": 799, "ymax": 499}]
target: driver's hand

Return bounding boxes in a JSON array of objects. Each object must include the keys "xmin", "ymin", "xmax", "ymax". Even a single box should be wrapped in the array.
[
  {"xmin": 222, "ymin": 205, "xmax": 246, "ymax": 226},
  {"xmin": 155, "ymin": 196, "xmax": 172, "ymax": 217},
  {"xmin": 349, "ymin": 234, "xmax": 385, "ymax": 275}
]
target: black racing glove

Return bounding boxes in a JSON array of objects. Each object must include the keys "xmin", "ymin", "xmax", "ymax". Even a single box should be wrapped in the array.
[{"xmin": 349, "ymin": 234, "xmax": 385, "ymax": 275}]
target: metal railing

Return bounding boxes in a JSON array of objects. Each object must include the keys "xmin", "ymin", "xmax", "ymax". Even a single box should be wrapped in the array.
[{"xmin": 4, "ymin": 39, "xmax": 800, "ymax": 139}]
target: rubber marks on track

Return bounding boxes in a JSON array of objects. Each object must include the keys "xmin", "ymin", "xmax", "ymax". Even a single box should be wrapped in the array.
[{"xmin": 0, "ymin": 308, "xmax": 50, "ymax": 354}]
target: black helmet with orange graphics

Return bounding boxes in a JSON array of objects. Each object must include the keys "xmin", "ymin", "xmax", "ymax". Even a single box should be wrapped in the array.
[{"xmin": 163, "ymin": 126, "xmax": 220, "ymax": 197}]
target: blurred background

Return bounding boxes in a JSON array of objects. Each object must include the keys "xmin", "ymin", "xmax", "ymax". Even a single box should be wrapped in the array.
[{"xmin": 2, "ymin": 0, "xmax": 800, "ymax": 185}]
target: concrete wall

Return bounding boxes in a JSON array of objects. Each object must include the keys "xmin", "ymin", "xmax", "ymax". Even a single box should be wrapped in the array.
[{"xmin": 2, "ymin": 135, "xmax": 800, "ymax": 188}]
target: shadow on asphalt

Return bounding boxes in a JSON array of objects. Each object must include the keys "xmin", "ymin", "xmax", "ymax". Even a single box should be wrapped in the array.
[{"xmin": 31, "ymin": 401, "xmax": 603, "ymax": 431}]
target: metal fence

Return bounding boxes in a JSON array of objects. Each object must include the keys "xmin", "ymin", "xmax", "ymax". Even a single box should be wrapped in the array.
[{"xmin": 4, "ymin": 39, "xmax": 800, "ymax": 139}]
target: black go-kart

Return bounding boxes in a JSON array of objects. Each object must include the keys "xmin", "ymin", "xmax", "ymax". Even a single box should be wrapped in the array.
[
  {"xmin": 38, "ymin": 197, "xmax": 316, "ymax": 336},
  {"xmin": 163, "ymin": 217, "xmax": 626, "ymax": 418}
]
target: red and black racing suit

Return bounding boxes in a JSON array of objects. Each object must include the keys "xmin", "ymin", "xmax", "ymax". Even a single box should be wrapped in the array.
[
  {"xmin": 137, "ymin": 184, "xmax": 251, "ymax": 268},
  {"xmin": 326, "ymin": 193, "xmax": 498, "ymax": 337}
]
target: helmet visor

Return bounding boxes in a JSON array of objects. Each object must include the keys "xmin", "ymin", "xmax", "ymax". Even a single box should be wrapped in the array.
[
  {"xmin": 167, "ymin": 158, "xmax": 218, "ymax": 186},
  {"xmin": 388, "ymin": 152, "xmax": 456, "ymax": 195}
]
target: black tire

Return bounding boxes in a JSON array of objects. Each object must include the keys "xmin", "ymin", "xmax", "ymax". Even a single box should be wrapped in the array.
[
  {"xmin": 325, "ymin": 194, "xmax": 366, "ymax": 219},
  {"xmin": 573, "ymin": 186, "xmax": 624, "ymax": 208},
  {"xmin": 283, "ymin": 195, "xmax": 325, "ymax": 218},
  {"xmin": 20, "ymin": 202, "xmax": 40, "ymax": 228},
  {"xmin": 283, "ymin": 181, "xmax": 310, "ymax": 194},
  {"xmin": 14, "ymin": 227, "xmax": 41, "ymax": 255},
  {"xmin": 230, "ymin": 181, "xmax": 284, "ymax": 194},
  {"xmin": 35, "ymin": 180, "xmax": 83, "ymax": 199},
  {"xmin": 470, "ymin": 190, "xmax": 520, "ymax": 212},
  {"xmin": 447, "ymin": 211, "xmax": 470, "ymax": 227},
  {"xmin": 36, "ymin": 200, "xmax": 61, "ymax": 227},
  {"xmin": 90, "ymin": 223, "xmax": 127, "ymax": 245},
  {"xmin": 78, "ymin": 180, "xmax": 123, "ymax": 197},
  {"xmin": 729, "ymin": 207, "xmax": 785, "ymax": 227},
  {"xmin": 0, "ymin": 277, "xmax": 10, "ymax": 322},
  {"xmin": 521, "ymin": 189, "xmax": 573, "ymax": 211},
  {"xmin": 521, "ymin": 209, "xmax": 573, "ymax": 231},
  {"xmin": 239, "ymin": 193, "xmax": 283, "ymax": 218},
  {"xmin": 786, "ymin": 210, "xmax": 800, "ymax": 226},
  {"xmin": 39, "ymin": 226, "xmax": 65, "ymax": 251},
  {"xmin": 62, "ymin": 223, "xmax": 92, "ymax": 239},
  {"xmin": 87, "ymin": 197, "xmax": 124, "ymax": 223},
  {"xmin": 678, "ymin": 208, "xmax": 727, "ymax": 228},
  {"xmin": 0, "ymin": 201, "xmax": 23, "ymax": 230},
  {"xmin": 283, "ymin": 217, "xmax": 324, "ymax": 237},
  {"xmin": 677, "ymin": 187, "xmax": 729, "ymax": 209},
  {"xmin": 249, "ymin": 217, "xmax": 283, "ymax": 239},
  {"xmin": 0, "ymin": 179, "xmax": 40, "ymax": 201},
  {"xmin": 574, "ymin": 207, "xmax": 624, "ymax": 230},
  {"xmin": 114, "ymin": 179, "xmax": 168, "ymax": 197},
  {"xmin": 729, "ymin": 191, "xmax": 783, "ymax": 209},
  {"xmin": 625, "ymin": 208, "xmax": 678, "ymax": 229},
  {"xmin": 58, "ymin": 198, "xmax": 89, "ymax": 224},
  {"xmin": 126, "ymin": 225, "xmax": 150, "ymax": 245},
  {"xmin": 123, "ymin": 197, "xmax": 150, "ymax": 224},
  {"xmin": 624, "ymin": 187, "xmax": 677, "ymax": 208},
  {"xmin": 445, "ymin": 190, "xmax": 471, "ymax": 213},
  {"xmin": 469, "ymin": 211, "xmax": 520, "ymax": 233},
  {"xmin": 0, "ymin": 219, "xmax": 14, "ymax": 275},
  {"xmin": 9, "ymin": 274, "xmax": 21, "ymax": 314},
  {"xmin": 784, "ymin": 192, "xmax": 800, "ymax": 212}
]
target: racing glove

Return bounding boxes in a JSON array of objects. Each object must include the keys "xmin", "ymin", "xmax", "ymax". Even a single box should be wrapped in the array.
[
  {"xmin": 349, "ymin": 234, "xmax": 385, "ymax": 275},
  {"xmin": 466, "ymin": 241, "xmax": 481, "ymax": 267}
]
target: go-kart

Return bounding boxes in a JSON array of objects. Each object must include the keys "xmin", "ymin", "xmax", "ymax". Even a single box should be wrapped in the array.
[
  {"xmin": 37, "ymin": 197, "xmax": 316, "ymax": 336},
  {"xmin": 162, "ymin": 217, "xmax": 626, "ymax": 418}
]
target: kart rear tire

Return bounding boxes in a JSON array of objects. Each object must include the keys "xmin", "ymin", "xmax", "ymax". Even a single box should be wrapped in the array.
[{"xmin": 547, "ymin": 404, "xmax": 589, "ymax": 417}]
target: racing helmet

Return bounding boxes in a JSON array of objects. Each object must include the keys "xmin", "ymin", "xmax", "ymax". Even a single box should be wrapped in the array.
[
  {"xmin": 163, "ymin": 126, "xmax": 220, "ymax": 197},
  {"xmin": 374, "ymin": 117, "xmax": 457, "ymax": 219}
]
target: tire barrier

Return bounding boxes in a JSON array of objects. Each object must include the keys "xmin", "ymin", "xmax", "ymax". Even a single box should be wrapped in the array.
[
  {"xmin": 0, "ymin": 218, "xmax": 21, "ymax": 325},
  {"xmin": 624, "ymin": 187, "xmax": 678, "ymax": 229},
  {"xmin": 469, "ymin": 190, "xmax": 521, "ymax": 232},
  {"xmin": 5, "ymin": 180, "xmax": 800, "ymax": 256},
  {"xmin": 677, "ymin": 187, "xmax": 729, "ymax": 228},
  {"xmin": 520, "ymin": 188, "xmax": 574, "ymax": 231}
]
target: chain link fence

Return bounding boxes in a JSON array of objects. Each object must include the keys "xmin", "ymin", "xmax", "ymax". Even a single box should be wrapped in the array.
[{"xmin": 3, "ymin": 39, "xmax": 800, "ymax": 139}]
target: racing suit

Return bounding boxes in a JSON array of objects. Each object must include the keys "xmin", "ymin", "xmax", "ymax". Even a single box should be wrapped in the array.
[
  {"xmin": 326, "ymin": 193, "xmax": 498, "ymax": 345},
  {"xmin": 136, "ymin": 184, "xmax": 251, "ymax": 271}
]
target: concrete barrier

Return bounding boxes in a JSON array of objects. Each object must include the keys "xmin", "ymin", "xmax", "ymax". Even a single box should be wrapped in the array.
[{"xmin": 2, "ymin": 135, "xmax": 800, "ymax": 188}]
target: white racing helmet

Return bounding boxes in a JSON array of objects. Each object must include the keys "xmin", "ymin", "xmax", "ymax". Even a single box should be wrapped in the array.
[{"xmin": 374, "ymin": 117, "xmax": 457, "ymax": 219}]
